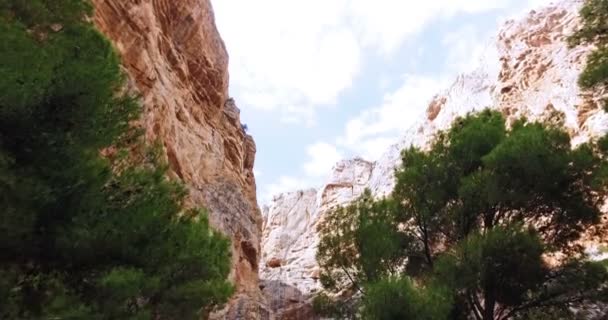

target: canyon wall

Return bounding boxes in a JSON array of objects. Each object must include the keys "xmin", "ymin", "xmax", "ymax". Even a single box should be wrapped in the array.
[
  {"xmin": 260, "ymin": 1, "xmax": 608, "ymax": 318},
  {"xmin": 261, "ymin": 159, "xmax": 375, "ymax": 319},
  {"xmin": 87, "ymin": 0, "xmax": 608, "ymax": 318},
  {"xmin": 92, "ymin": 1, "xmax": 268, "ymax": 318}
]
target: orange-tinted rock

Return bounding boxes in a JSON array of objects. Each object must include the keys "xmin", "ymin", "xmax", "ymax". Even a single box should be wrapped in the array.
[
  {"xmin": 426, "ymin": 95, "xmax": 446, "ymax": 121},
  {"xmin": 266, "ymin": 258, "xmax": 284, "ymax": 269},
  {"xmin": 261, "ymin": 280, "xmax": 318, "ymax": 320},
  {"xmin": 92, "ymin": 0, "xmax": 268, "ymax": 318}
]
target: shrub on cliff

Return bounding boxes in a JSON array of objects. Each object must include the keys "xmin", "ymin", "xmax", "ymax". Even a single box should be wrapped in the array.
[
  {"xmin": 569, "ymin": 0, "xmax": 608, "ymax": 111},
  {"xmin": 0, "ymin": 0, "xmax": 233, "ymax": 318},
  {"xmin": 317, "ymin": 110, "xmax": 608, "ymax": 319}
]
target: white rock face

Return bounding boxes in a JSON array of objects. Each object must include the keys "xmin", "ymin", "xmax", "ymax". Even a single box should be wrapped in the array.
[
  {"xmin": 261, "ymin": 159, "xmax": 374, "ymax": 296},
  {"xmin": 260, "ymin": 0, "xmax": 608, "ymax": 315}
]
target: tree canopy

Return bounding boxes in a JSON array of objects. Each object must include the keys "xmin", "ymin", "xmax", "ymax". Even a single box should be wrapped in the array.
[
  {"xmin": 0, "ymin": 1, "xmax": 233, "ymax": 318},
  {"xmin": 316, "ymin": 111, "xmax": 608, "ymax": 320},
  {"xmin": 317, "ymin": 1, "xmax": 608, "ymax": 318}
]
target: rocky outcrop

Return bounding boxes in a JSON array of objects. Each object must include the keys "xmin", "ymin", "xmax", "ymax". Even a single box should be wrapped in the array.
[
  {"xmin": 260, "ymin": 1, "xmax": 608, "ymax": 317},
  {"xmin": 92, "ymin": 1, "xmax": 268, "ymax": 318},
  {"xmin": 260, "ymin": 159, "xmax": 373, "ymax": 318},
  {"xmin": 260, "ymin": 280, "xmax": 317, "ymax": 320}
]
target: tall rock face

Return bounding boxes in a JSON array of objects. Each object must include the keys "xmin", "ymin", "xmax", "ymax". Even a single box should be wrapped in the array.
[
  {"xmin": 260, "ymin": 1, "xmax": 608, "ymax": 318},
  {"xmin": 261, "ymin": 159, "xmax": 374, "ymax": 318},
  {"xmin": 92, "ymin": 1, "xmax": 268, "ymax": 318}
]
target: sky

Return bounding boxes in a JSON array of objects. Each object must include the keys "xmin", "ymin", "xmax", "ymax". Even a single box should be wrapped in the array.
[{"xmin": 212, "ymin": 0, "xmax": 553, "ymax": 203}]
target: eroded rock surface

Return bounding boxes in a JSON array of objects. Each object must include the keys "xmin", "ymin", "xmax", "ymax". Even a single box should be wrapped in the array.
[
  {"xmin": 260, "ymin": 1, "xmax": 608, "ymax": 318},
  {"xmin": 260, "ymin": 159, "xmax": 373, "ymax": 318},
  {"xmin": 92, "ymin": 1, "xmax": 268, "ymax": 318}
]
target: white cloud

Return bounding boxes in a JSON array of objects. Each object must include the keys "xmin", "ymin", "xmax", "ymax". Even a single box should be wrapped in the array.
[
  {"xmin": 338, "ymin": 75, "xmax": 450, "ymax": 159},
  {"xmin": 213, "ymin": 0, "xmax": 514, "ymax": 125},
  {"xmin": 259, "ymin": 142, "xmax": 340, "ymax": 203},
  {"xmin": 336, "ymin": 5, "xmax": 514, "ymax": 160},
  {"xmin": 213, "ymin": 0, "xmax": 360, "ymax": 125},
  {"xmin": 279, "ymin": 106, "xmax": 317, "ymax": 127},
  {"xmin": 525, "ymin": 0, "xmax": 556, "ymax": 10},
  {"xmin": 303, "ymin": 142, "xmax": 343, "ymax": 177},
  {"xmin": 348, "ymin": 0, "xmax": 509, "ymax": 54},
  {"xmin": 220, "ymin": 0, "xmax": 559, "ymax": 200},
  {"xmin": 261, "ymin": 175, "xmax": 313, "ymax": 203},
  {"xmin": 442, "ymin": 25, "xmax": 493, "ymax": 74}
]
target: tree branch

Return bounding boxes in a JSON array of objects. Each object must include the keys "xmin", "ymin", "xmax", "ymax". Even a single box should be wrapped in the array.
[
  {"xmin": 339, "ymin": 264, "xmax": 365, "ymax": 296},
  {"xmin": 467, "ymin": 290, "xmax": 484, "ymax": 320}
]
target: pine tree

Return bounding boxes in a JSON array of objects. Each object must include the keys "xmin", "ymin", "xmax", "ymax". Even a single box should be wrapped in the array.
[
  {"xmin": 569, "ymin": 0, "xmax": 608, "ymax": 111},
  {"xmin": 317, "ymin": 110, "xmax": 608, "ymax": 319},
  {"xmin": 0, "ymin": 1, "xmax": 233, "ymax": 318}
]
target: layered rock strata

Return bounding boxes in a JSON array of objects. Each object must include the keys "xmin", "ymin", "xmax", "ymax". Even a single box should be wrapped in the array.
[{"xmin": 92, "ymin": 1, "xmax": 268, "ymax": 318}]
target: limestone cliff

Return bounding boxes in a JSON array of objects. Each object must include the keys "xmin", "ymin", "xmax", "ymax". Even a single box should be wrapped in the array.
[
  {"xmin": 92, "ymin": 1, "xmax": 268, "ymax": 318},
  {"xmin": 260, "ymin": 1, "xmax": 608, "ymax": 318},
  {"xmin": 261, "ymin": 159, "xmax": 374, "ymax": 319}
]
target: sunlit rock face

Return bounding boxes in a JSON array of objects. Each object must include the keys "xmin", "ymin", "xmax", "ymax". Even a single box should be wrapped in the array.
[
  {"xmin": 260, "ymin": 1, "xmax": 608, "ymax": 318},
  {"xmin": 92, "ymin": 1, "xmax": 269, "ymax": 318},
  {"xmin": 260, "ymin": 158, "xmax": 374, "ymax": 318}
]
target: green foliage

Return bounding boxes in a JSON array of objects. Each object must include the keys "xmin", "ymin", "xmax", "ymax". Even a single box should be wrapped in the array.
[
  {"xmin": 317, "ymin": 2, "xmax": 608, "ymax": 316},
  {"xmin": 434, "ymin": 225, "xmax": 548, "ymax": 312},
  {"xmin": 579, "ymin": 47, "xmax": 608, "ymax": 90},
  {"xmin": 312, "ymin": 293, "xmax": 337, "ymax": 316},
  {"xmin": 0, "ymin": 1, "xmax": 233, "ymax": 318},
  {"xmin": 569, "ymin": 0, "xmax": 608, "ymax": 111},
  {"xmin": 505, "ymin": 259, "xmax": 608, "ymax": 319},
  {"xmin": 316, "ymin": 109, "xmax": 608, "ymax": 319},
  {"xmin": 410, "ymin": 111, "xmax": 608, "ymax": 319},
  {"xmin": 362, "ymin": 278, "xmax": 452, "ymax": 320},
  {"xmin": 312, "ymin": 293, "xmax": 358, "ymax": 319},
  {"xmin": 0, "ymin": 0, "xmax": 93, "ymax": 29},
  {"xmin": 317, "ymin": 190, "xmax": 407, "ymax": 295}
]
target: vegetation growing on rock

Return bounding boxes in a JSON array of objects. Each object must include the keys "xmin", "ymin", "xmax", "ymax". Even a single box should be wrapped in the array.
[
  {"xmin": 316, "ymin": 110, "xmax": 608, "ymax": 319},
  {"xmin": 569, "ymin": 0, "xmax": 608, "ymax": 111}
]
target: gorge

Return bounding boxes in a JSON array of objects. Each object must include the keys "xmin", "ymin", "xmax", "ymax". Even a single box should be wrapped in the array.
[
  {"xmin": 90, "ymin": 0, "xmax": 607, "ymax": 319},
  {"xmin": 92, "ymin": 0, "xmax": 267, "ymax": 318},
  {"xmin": 259, "ymin": 0, "xmax": 608, "ymax": 318}
]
